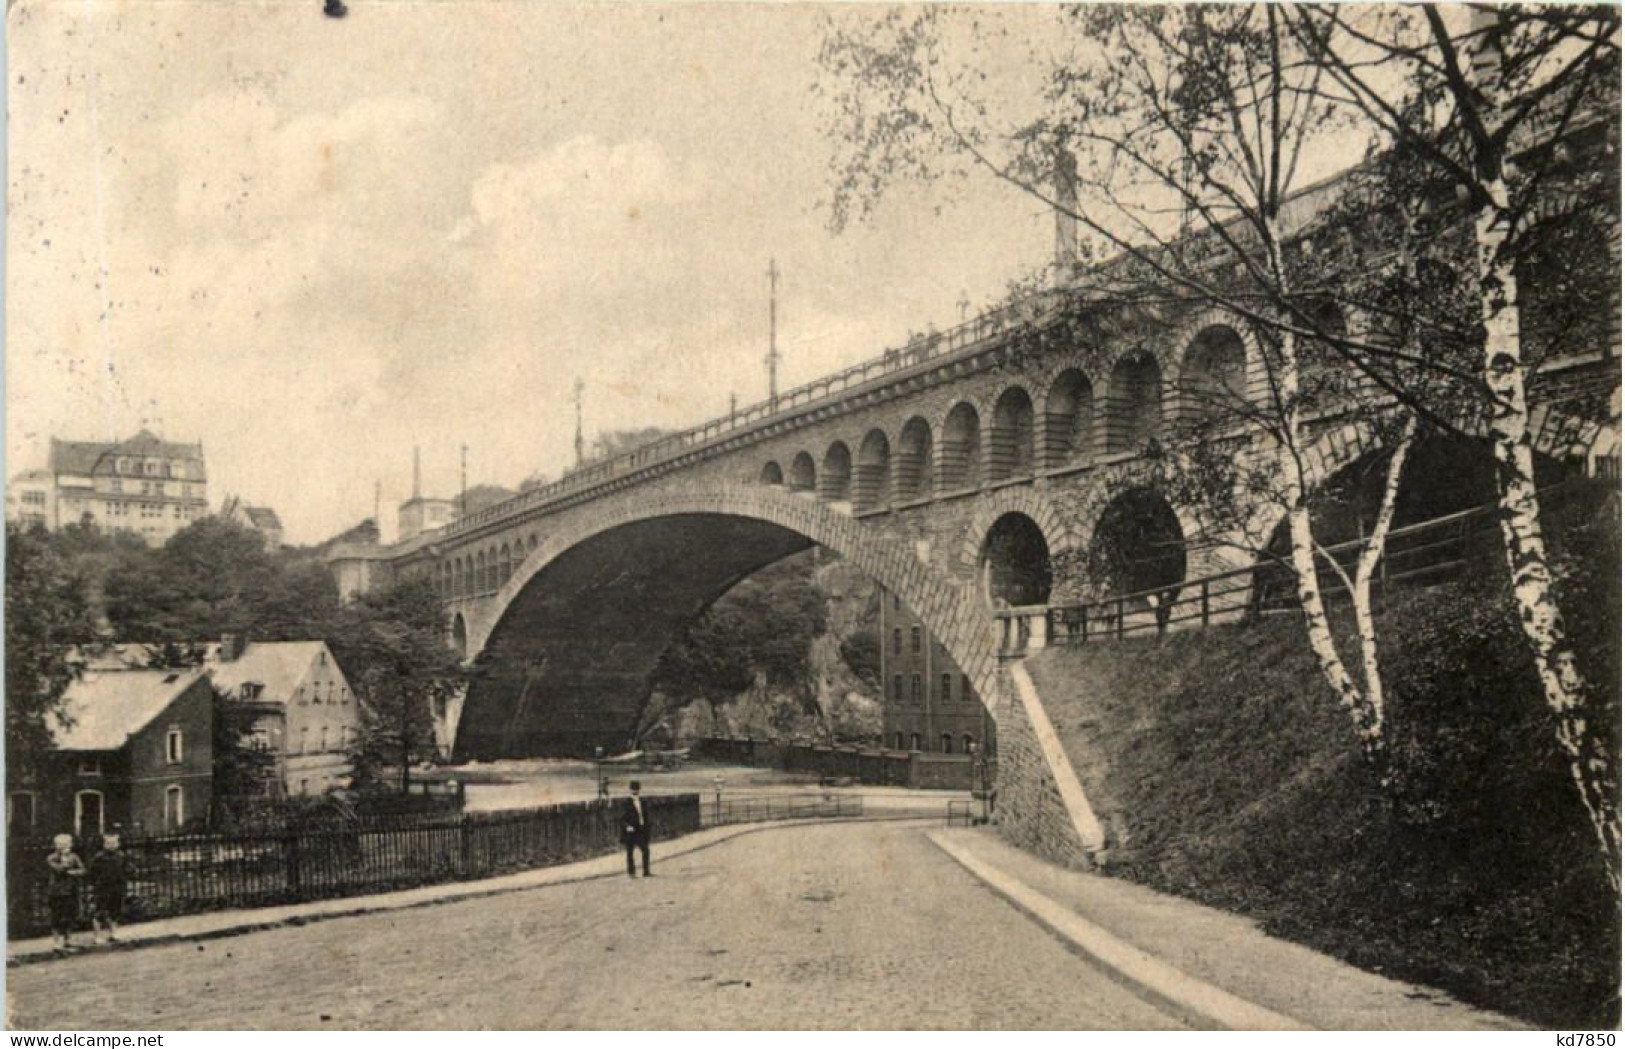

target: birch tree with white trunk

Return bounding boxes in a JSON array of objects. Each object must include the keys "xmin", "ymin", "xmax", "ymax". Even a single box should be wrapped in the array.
[{"xmin": 1293, "ymin": 0, "xmax": 1620, "ymax": 890}]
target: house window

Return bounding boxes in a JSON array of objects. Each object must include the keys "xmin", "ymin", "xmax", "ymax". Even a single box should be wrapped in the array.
[
  {"xmin": 312, "ymin": 684, "xmax": 322, "ymax": 705},
  {"xmin": 941, "ymin": 673, "xmax": 953, "ymax": 703},
  {"xmin": 240, "ymin": 683, "xmax": 260, "ymax": 701},
  {"xmin": 299, "ymin": 727, "xmax": 309, "ymax": 755},
  {"xmin": 9, "ymin": 791, "xmax": 36, "ymax": 833},
  {"xmin": 340, "ymin": 687, "xmax": 349, "ymax": 705},
  {"xmin": 319, "ymin": 726, "xmax": 329, "ymax": 753},
  {"xmin": 962, "ymin": 674, "xmax": 972, "ymax": 700},
  {"xmin": 319, "ymin": 650, "xmax": 328, "ymax": 665},
  {"xmin": 893, "ymin": 732, "xmax": 905, "ymax": 750},
  {"xmin": 78, "ymin": 757, "xmax": 102, "ymax": 776},
  {"xmin": 942, "ymin": 733, "xmax": 955, "ymax": 754},
  {"xmin": 295, "ymin": 686, "xmax": 305, "ymax": 704},
  {"xmin": 164, "ymin": 785, "xmax": 184, "ymax": 831},
  {"xmin": 910, "ymin": 673, "xmax": 922, "ymax": 703},
  {"xmin": 911, "ymin": 626, "xmax": 921, "ymax": 653},
  {"xmin": 166, "ymin": 728, "xmax": 184, "ymax": 764},
  {"xmin": 891, "ymin": 674, "xmax": 903, "ymax": 703},
  {"xmin": 75, "ymin": 790, "xmax": 105, "ymax": 838}
]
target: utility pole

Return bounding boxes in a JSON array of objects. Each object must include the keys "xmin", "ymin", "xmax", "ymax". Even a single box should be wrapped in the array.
[
  {"xmin": 765, "ymin": 259, "xmax": 781, "ymax": 403},
  {"xmin": 573, "ymin": 378, "xmax": 586, "ymax": 467}
]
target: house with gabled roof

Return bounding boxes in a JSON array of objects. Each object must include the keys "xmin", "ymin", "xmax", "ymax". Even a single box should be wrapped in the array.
[
  {"xmin": 7, "ymin": 667, "xmax": 214, "ymax": 840},
  {"xmin": 221, "ymin": 495, "xmax": 284, "ymax": 549},
  {"xmin": 208, "ymin": 637, "xmax": 359, "ymax": 797}
]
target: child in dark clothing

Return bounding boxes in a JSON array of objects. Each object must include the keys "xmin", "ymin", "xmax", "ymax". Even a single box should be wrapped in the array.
[
  {"xmin": 46, "ymin": 833, "xmax": 86, "ymax": 950},
  {"xmin": 88, "ymin": 834, "xmax": 127, "ymax": 945}
]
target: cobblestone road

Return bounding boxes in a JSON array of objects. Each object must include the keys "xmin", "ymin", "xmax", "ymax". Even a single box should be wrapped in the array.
[{"xmin": 8, "ymin": 822, "xmax": 1184, "ymax": 1030}]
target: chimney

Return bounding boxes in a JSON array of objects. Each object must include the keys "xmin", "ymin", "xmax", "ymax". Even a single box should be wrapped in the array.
[
  {"xmin": 219, "ymin": 634, "xmax": 247, "ymax": 662},
  {"xmin": 1052, "ymin": 141, "xmax": 1079, "ymax": 287}
]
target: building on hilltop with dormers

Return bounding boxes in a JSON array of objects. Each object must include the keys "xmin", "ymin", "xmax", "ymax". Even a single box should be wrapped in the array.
[{"xmin": 5, "ymin": 429, "xmax": 209, "ymax": 545}]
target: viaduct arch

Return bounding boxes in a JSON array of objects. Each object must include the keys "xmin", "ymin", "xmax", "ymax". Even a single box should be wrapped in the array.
[{"xmin": 454, "ymin": 484, "xmax": 1004, "ymax": 760}]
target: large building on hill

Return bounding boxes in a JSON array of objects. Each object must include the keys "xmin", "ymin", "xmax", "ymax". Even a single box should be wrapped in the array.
[{"xmin": 5, "ymin": 430, "xmax": 209, "ymax": 545}]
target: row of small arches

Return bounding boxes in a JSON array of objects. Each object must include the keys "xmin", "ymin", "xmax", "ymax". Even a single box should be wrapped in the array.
[
  {"xmin": 754, "ymin": 320, "xmax": 1281, "ymax": 510},
  {"xmin": 440, "ymin": 532, "xmax": 541, "ymax": 600}
]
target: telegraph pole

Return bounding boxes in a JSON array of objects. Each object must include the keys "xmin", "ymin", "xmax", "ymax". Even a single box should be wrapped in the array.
[
  {"xmin": 765, "ymin": 259, "xmax": 781, "ymax": 404},
  {"xmin": 573, "ymin": 378, "xmax": 586, "ymax": 467}
]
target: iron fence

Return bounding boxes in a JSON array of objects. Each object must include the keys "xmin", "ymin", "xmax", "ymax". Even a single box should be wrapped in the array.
[
  {"xmin": 699, "ymin": 793, "xmax": 865, "ymax": 828},
  {"xmin": 998, "ymin": 483, "xmax": 1604, "ymax": 656},
  {"xmin": 8, "ymin": 794, "xmax": 699, "ymax": 939}
]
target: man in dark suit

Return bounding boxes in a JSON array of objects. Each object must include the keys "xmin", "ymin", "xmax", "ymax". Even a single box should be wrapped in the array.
[{"xmin": 621, "ymin": 780, "xmax": 652, "ymax": 878}]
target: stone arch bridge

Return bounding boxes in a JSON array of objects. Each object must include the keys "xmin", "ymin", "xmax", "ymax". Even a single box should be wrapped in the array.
[{"xmin": 329, "ymin": 270, "xmax": 1616, "ymax": 865}]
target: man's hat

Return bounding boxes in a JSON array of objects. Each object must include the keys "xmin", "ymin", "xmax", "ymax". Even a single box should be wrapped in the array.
[{"xmin": 629, "ymin": 780, "xmax": 642, "ymax": 791}]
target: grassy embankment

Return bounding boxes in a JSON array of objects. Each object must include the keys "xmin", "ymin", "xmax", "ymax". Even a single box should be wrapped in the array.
[{"xmin": 1025, "ymin": 511, "xmax": 1620, "ymax": 1028}]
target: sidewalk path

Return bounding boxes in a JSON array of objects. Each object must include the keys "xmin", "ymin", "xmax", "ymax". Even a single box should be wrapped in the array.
[
  {"xmin": 7, "ymin": 814, "xmax": 926, "ymax": 967},
  {"xmin": 930, "ymin": 828, "xmax": 1526, "ymax": 1031}
]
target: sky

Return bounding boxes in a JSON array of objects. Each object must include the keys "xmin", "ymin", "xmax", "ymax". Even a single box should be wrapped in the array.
[{"xmin": 7, "ymin": 1, "xmax": 1069, "ymax": 545}]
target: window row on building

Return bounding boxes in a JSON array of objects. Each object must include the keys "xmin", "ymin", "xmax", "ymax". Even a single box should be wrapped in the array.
[
  {"xmin": 888, "ymin": 671, "xmax": 973, "ymax": 706},
  {"xmin": 889, "ymin": 731, "xmax": 980, "ymax": 755}
]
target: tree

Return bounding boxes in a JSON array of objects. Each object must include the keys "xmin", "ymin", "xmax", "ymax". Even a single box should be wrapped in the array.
[
  {"xmin": 5, "ymin": 524, "xmax": 96, "ymax": 770},
  {"xmin": 330, "ymin": 576, "xmax": 465, "ymax": 793},
  {"xmin": 103, "ymin": 517, "xmax": 280, "ymax": 640},
  {"xmin": 819, "ymin": 5, "xmax": 1419, "ymax": 778},
  {"xmin": 1291, "ymin": 1, "xmax": 1621, "ymax": 890},
  {"xmin": 99, "ymin": 517, "xmax": 343, "ymax": 644}
]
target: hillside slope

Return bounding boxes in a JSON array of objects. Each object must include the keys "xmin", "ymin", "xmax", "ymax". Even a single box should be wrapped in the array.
[{"xmin": 1025, "ymin": 522, "xmax": 1619, "ymax": 1028}]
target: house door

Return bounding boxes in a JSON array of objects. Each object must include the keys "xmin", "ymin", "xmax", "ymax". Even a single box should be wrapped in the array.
[
  {"xmin": 75, "ymin": 790, "xmax": 104, "ymax": 839},
  {"xmin": 164, "ymin": 785, "xmax": 185, "ymax": 831}
]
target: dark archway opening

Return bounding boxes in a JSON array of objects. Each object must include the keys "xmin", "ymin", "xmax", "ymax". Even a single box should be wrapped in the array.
[
  {"xmin": 1087, "ymin": 488, "xmax": 1187, "ymax": 599},
  {"xmin": 855, "ymin": 429, "xmax": 891, "ymax": 511},
  {"xmin": 940, "ymin": 403, "xmax": 982, "ymax": 491},
  {"xmin": 788, "ymin": 452, "xmax": 817, "ymax": 492},
  {"xmin": 982, "ymin": 512, "xmax": 1053, "ymax": 607},
  {"xmin": 820, "ymin": 442, "xmax": 853, "ymax": 502},
  {"xmin": 1250, "ymin": 432, "xmax": 1582, "ymax": 610},
  {"xmin": 989, "ymin": 387, "xmax": 1036, "ymax": 480},
  {"xmin": 897, "ymin": 418, "xmax": 934, "ymax": 501}
]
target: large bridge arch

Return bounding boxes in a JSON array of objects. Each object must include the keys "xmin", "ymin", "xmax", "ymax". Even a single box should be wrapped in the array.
[{"xmin": 453, "ymin": 484, "xmax": 1002, "ymax": 760}]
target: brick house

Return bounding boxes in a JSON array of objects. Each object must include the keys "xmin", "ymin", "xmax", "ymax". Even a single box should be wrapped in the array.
[
  {"xmin": 208, "ymin": 638, "xmax": 360, "ymax": 797},
  {"xmin": 7, "ymin": 667, "xmax": 214, "ymax": 840}
]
